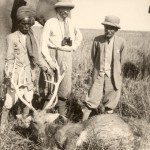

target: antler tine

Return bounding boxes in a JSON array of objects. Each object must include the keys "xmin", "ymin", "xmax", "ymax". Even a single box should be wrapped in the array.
[
  {"xmin": 44, "ymin": 62, "xmax": 66, "ymax": 110},
  {"xmin": 46, "ymin": 96, "xmax": 58, "ymax": 110},
  {"xmin": 11, "ymin": 60, "xmax": 37, "ymax": 112}
]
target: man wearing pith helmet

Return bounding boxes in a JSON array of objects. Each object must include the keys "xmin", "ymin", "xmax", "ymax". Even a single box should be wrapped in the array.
[
  {"xmin": 41, "ymin": 0, "xmax": 82, "ymax": 119},
  {"xmin": 82, "ymin": 15, "xmax": 127, "ymax": 121}
]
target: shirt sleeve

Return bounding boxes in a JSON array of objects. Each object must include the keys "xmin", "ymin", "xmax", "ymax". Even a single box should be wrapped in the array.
[
  {"xmin": 33, "ymin": 34, "xmax": 50, "ymax": 71},
  {"xmin": 5, "ymin": 35, "xmax": 15, "ymax": 75},
  {"xmin": 91, "ymin": 38, "xmax": 98, "ymax": 64},
  {"xmin": 120, "ymin": 39, "xmax": 127, "ymax": 65},
  {"xmin": 41, "ymin": 20, "xmax": 53, "ymax": 64},
  {"xmin": 72, "ymin": 23, "xmax": 83, "ymax": 51}
]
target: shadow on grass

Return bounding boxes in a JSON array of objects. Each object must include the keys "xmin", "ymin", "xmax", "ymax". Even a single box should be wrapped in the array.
[{"xmin": 123, "ymin": 61, "xmax": 139, "ymax": 80}]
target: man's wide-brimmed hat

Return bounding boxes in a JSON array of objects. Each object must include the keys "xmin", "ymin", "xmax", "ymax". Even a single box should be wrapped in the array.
[
  {"xmin": 54, "ymin": 0, "xmax": 75, "ymax": 9},
  {"xmin": 102, "ymin": 15, "xmax": 121, "ymax": 29}
]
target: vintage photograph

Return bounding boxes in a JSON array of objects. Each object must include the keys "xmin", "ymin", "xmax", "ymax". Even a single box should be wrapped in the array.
[{"xmin": 0, "ymin": 0, "xmax": 150, "ymax": 149}]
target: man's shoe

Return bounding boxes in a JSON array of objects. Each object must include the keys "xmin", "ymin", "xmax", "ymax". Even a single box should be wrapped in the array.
[
  {"xmin": 82, "ymin": 107, "xmax": 92, "ymax": 122},
  {"xmin": 105, "ymin": 107, "xmax": 114, "ymax": 114}
]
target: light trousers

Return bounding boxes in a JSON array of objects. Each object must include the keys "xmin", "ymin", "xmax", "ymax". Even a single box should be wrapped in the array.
[
  {"xmin": 85, "ymin": 74, "xmax": 121, "ymax": 110},
  {"xmin": 4, "ymin": 87, "xmax": 33, "ymax": 109}
]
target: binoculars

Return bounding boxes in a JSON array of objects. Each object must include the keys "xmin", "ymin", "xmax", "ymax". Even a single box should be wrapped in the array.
[{"xmin": 61, "ymin": 37, "xmax": 72, "ymax": 46}]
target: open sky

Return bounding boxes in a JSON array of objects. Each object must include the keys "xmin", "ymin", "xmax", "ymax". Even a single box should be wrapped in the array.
[{"xmin": 72, "ymin": 0, "xmax": 150, "ymax": 31}]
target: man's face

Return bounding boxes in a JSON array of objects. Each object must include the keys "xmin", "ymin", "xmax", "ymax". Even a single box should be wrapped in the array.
[
  {"xmin": 104, "ymin": 25, "xmax": 118, "ymax": 39},
  {"xmin": 18, "ymin": 17, "xmax": 32, "ymax": 34},
  {"xmin": 57, "ymin": 7, "xmax": 71, "ymax": 20}
]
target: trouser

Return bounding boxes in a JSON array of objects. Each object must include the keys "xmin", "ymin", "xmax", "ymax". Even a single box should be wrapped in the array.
[
  {"xmin": 4, "ymin": 87, "xmax": 33, "ymax": 110},
  {"xmin": 48, "ymin": 48, "xmax": 72, "ymax": 117},
  {"xmin": 1, "ymin": 87, "xmax": 34, "ymax": 127},
  {"xmin": 57, "ymin": 98, "xmax": 66, "ymax": 116},
  {"xmin": 48, "ymin": 47, "xmax": 72, "ymax": 99},
  {"xmin": 85, "ymin": 74, "xmax": 121, "ymax": 110}
]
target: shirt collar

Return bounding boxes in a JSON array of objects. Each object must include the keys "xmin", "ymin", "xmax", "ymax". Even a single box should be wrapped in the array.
[
  {"xmin": 105, "ymin": 35, "xmax": 115, "ymax": 44},
  {"xmin": 57, "ymin": 13, "xmax": 68, "ymax": 22},
  {"xmin": 109, "ymin": 35, "xmax": 115, "ymax": 43}
]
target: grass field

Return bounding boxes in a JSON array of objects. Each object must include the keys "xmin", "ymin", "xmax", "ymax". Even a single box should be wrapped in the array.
[{"xmin": 1, "ymin": 29, "xmax": 150, "ymax": 149}]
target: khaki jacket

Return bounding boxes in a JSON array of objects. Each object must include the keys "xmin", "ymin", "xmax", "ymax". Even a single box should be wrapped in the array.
[
  {"xmin": 5, "ymin": 31, "xmax": 49, "ymax": 90},
  {"xmin": 91, "ymin": 35, "xmax": 127, "ymax": 89}
]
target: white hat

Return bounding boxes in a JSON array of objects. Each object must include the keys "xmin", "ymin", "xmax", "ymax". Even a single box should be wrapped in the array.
[{"xmin": 54, "ymin": 0, "xmax": 75, "ymax": 9}]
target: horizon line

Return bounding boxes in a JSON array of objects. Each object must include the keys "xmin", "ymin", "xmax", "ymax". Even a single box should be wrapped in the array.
[{"xmin": 80, "ymin": 28, "xmax": 150, "ymax": 32}]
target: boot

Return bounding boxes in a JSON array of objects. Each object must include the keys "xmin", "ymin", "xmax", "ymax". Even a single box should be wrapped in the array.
[
  {"xmin": 22, "ymin": 106, "xmax": 30, "ymax": 118},
  {"xmin": 57, "ymin": 99, "xmax": 67, "ymax": 122},
  {"xmin": 82, "ymin": 107, "xmax": 92, "ymax": 122},
  {"xmin": 105, "ymin": 107, "xmax": 114, "ymax": 114},
  {"xmin": 1, "ymin": 107, "xmax": 9, "ymax": 132}
]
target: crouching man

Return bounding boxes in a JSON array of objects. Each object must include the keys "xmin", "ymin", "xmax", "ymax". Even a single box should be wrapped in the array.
[{"xmin": 82, "ymin": 16, "xmax": 127, "ymax": 121}]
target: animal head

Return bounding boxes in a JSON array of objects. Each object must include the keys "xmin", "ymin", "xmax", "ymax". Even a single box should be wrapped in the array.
[
  {"xmin": 32, "ymin": 111, "xmax": 60, "ymax": 142},
  {"xmin": 16, "ymin": 110, "xmax": 60, "ymax": 142}
]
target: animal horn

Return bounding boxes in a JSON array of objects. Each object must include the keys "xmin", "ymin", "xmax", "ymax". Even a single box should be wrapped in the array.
[
  {"xmin": 10, "ymin": 59, "xmax": 37, "ymax": 112},
  {"xmin": 44, "ymin": 62, "xmax": 66, "ymax": 110}
]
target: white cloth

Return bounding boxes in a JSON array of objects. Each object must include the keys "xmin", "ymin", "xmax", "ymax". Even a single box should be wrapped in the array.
[
  {"xmin": 4, "ymin": 87, "xmax": 33, "ymax": 109},
  {"xmin": 41, "ymin": 14, "xmax": 82, "ymax": 63},
  {"xmin": 99, "ymin": 36, "xmax": 114, "ymax": 78},
  {"xmin": 104, "ymin": 37, "xmax": 114, "ymax": 77}
]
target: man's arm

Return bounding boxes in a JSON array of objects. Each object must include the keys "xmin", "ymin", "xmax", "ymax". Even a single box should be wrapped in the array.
[
  {"xmin": 41, "ymin": 20, "xmax": 57, "ymax": 69},
  {"xmin": 91, "ymin": 39, "xmax": 98, "ymax": 64},
  {"xmin": 72, "ymin": 23, "xmax": 83, "ymax": 51},
  {"xmin": 120, "ymin": 39, "xmax": 127, "ymax": 65},
  {"xmin": 41, "ymin": 20, "xmax": 53, "ymax": 63},
  {"xmin": 5, "ymin": 35, "xmax": 15, "ymax": 77}
]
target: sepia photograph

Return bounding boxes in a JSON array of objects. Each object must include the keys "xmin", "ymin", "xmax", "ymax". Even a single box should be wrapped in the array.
[{"xmin": 0, "ymin": 0, "xmax": 150, "ymax": 149}]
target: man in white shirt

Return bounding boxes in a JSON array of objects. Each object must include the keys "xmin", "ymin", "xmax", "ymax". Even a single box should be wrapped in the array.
[{"xmin": 41, "ymin": 0, "xmax": 82, "ymax": 118}]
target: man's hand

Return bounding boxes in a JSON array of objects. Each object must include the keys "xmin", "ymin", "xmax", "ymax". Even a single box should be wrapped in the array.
[
  {"xmin": 45, "ymin": 68, "xmax": 54, "ymax": 77},
  {"xmin": 48, "ymin": 60, "xmax": 57, "ymax": 70},
  {"xmin": 4, "ymin": 72, "xmax": 12, "ymax": 87}
]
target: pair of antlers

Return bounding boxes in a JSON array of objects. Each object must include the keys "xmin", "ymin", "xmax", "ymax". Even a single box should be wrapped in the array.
[{"xmin": 9, "ymin": 59, "xmax": 65, "ymax": 113}]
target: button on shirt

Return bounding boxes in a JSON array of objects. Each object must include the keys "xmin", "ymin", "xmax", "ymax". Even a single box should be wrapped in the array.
[{"xmin": 100, "ymin": 36, "xmax": 114, "ymax": 78}]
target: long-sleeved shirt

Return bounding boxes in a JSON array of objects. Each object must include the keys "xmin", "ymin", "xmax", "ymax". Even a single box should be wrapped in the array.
[{"xmin": 41, "ymin": 14, "xmax": 82, "ymax": 63}]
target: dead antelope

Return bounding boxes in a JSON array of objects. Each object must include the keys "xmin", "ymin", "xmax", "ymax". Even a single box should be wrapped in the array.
[
  {"xmin": 45, "ymin": 114, "xmax": 134, "ymax": 150},
  {"xmin": 10, "ymin": 59, "xmax": 65, "ymax": 140}
]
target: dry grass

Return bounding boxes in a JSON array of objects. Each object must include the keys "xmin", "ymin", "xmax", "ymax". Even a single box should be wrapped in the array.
[
  {"xmin": 1, "ymin": 29, "xmax": 150, "ymax": 149},
  {"xmin": 0, "ymin": 122, "xmax": 42, "ymax": 150}
]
